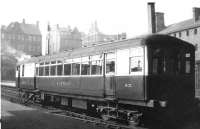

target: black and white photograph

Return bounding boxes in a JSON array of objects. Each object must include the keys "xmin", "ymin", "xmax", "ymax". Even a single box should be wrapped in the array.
[{"xmin": 1, "ymin": 0, "xmax": 200, "ymax": 129}]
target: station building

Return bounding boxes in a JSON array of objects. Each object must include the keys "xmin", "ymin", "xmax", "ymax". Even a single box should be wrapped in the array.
[
  {"xmin": 1, "ymin": 19, "xmax": 42, "ymax": 56},
  {"xmin": 147, "ymin": 2, "xmax": 200, "ymax": 97}
]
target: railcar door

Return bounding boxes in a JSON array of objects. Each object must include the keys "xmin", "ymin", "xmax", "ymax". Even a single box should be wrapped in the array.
[
  {"xmin": 20, "ymin": 63, "xmax": 36, "ymax": 90},
  {"xmin": 104, "ymin": 52, "xmax": 116, "ymax": 98}
]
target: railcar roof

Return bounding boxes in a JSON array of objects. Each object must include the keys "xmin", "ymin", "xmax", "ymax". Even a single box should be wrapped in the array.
[{"xmin": 17, "ymin": 34, "xmax": 194, "ymax": 65}]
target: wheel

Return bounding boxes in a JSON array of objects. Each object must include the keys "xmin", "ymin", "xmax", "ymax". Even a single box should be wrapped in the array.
[
  {"xmin": 129, "ymin": 116, "xmax": 141, "ymax": 126},
  {"xmin": 101, "ymin": 114, "xmax": 109, "ymax": 121}
]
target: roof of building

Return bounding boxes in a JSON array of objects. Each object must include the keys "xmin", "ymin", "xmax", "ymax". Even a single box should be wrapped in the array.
[
  {"xmin": 158, "ymin": 19, "xmax": 200, "ymax": 34},
  {"xmin": 19, "ymin": 23, "xmax": 41, "ymax": 35},
  {"xmin": 6, "ymin": 22, "xmax": 41, "ymax": 35}
]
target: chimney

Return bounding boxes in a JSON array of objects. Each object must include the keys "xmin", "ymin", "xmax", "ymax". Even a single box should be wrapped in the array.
[
  {"xmin": 36, "ymin": 21, "xmax": 39, "ymax": 28},
  {"xmin": 193, "ymin": 7, "xmax": 200, "ymax": 22},
  {"xmin": 22, "ymin": 18, "xmax": 25, "ymax": 24},
  {"xmin": 147, "ymin": 2, "xmax": 156, "ymax": 33},
  {"xmin": 155, "ymin": 12, "xmax": 165, "ymax": 32}
]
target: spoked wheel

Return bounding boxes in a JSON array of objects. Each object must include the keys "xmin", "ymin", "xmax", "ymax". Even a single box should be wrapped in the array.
[{"xmin": 19, "ymin": 92, "xmax": 28, "ymax": 104}]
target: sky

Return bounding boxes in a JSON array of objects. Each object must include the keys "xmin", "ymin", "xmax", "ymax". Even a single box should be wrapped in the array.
[{"xmin": 0, "ymin": 0, "xmax": 199, "ymax": 54}]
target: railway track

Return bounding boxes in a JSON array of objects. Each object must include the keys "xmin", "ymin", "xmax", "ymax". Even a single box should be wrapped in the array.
[{"xmin": 1, "ymin": 85, "xmax": 145, "ymax": 129}]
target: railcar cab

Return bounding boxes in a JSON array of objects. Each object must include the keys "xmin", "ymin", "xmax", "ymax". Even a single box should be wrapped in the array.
[{"xmin": 146, "ymin": 35, "xmax": 195, "ymax": 109}]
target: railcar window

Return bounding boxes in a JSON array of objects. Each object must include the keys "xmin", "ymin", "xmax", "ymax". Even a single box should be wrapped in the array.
[
  {"xmin": 51, "ymin": 61, "xmax": 56, "ymax": 64},
  {"xmin": 106, "ymin": 53, "xmax": 115, "ymax": 74},
  {"xmin": 50, "ymin": 65, "xmax": 56, "ymax": 76},
  {"xmin": 57, "ymin": 60, "xmax": 62, "ymax": 64},
  {"xmin": 185, "ymin": 53, "xmax": 191, "ymax": 74},
  {"xmin": 81, "ymin": 62, "xmax": 91, "ymax": 75},
  {"xmin": 45, "ymin": 66, "xmax": 49, "ymax": 76},
  {"xmin": 130, "ymin": 56, "xmax": 143, "ymax": 73},
  {"xmin": 151, "ymin": 48, "xmax": 192, "ymax": 75},
  {"xmin": 91, "ymin": 60, "xmax": 102, "ymax": 75},
  {"xmin": 40, "ymin": 62, "xmax": 44, "ymax": 65},
  {"xmin": 39, "ymin": 67, "xmax": 44, "ymax": 76},
  {"xmin": 64, "ymin": 64, "xmax": 71, "ymax": 75},
  {"xmin": 36, "ymin": 67, "xmax": 39, "ymax": 76},
  {"xmin": 57, "ymin": 64, "xmax": 63, "ymax": 75},
  {"xmin": 106, "ymin": 60, "xmax": 115, "ymax": 74},
  {"xmin": 186, "ymin": 61, "xmax": 191, "ymax": 73},
  {"xmin": 152, "ymin": 58, "xmax": 158, "ymax": 74},
  {"xmin": 45, "ymin": 62, "xmax": 50, "ymax": 65},
  {"xmin": 72, "ymin": 63, "xmax": 80, "ymax": 75}
]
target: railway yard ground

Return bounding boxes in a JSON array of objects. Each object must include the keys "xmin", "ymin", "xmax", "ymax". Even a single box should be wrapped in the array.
[
  {"xmin": 1, "ymin": 81, "xmax": 200, "ymax": 129},
  {"xmin": 1, "ymin": 99, "xmax": 106, "ymax": 129},
  {"xmin": 2, "ymin": 98, "xmax": 200, "ymax": 129}
]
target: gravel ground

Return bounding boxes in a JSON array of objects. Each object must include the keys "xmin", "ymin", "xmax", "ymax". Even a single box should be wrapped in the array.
[
  {"xmin": 2, "ymin": 99, "xmax": 200, "ymax": 129},
  {"xmin": 1, "ymin": 99, "xmax": 105, "ymax": 129}
]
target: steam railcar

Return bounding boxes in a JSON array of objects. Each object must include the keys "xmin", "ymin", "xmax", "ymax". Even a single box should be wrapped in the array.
[{"xmin": 16, "ymin": 34, "xmax": 195, "ymax": 124}]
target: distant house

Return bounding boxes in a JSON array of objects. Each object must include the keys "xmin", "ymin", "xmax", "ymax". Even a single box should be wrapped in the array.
[
  {"xmin": 158, "ymin": 8, "xmax": 200, "ymax": 62},
  {"xmin": 46, "ymin": 24, "xmax": 82, "ymax": 55},
  {"xmin": 1, "ymin": 19, "xmax": 42, "ymax": 56}
]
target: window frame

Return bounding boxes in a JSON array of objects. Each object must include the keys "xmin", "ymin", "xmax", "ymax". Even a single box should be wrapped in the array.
[{"xmin": 105, "ymin": 52, "xmax": 116, "ymax": 75}]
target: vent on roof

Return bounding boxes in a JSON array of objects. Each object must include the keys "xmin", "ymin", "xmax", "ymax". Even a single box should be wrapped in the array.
[{"xmin": 147, "ymin": 2, "xmax": 156, "ymax": 33}]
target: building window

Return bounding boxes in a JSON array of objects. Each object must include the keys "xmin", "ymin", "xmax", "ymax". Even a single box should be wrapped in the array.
[
  {"xmin": 186, "ymin": 30, "xmax": 189, "ymax": 36},
  {"xmin": 195, "ymin": 44, "xmax": 198, "ymax": 50},
  {"xmin": 37, "ymin": 46, "xmax": 40, "ymax": 51},
  {"xmin": 37, "ymin": 36, "xmax": 41, "ymax": 41},
  {"xmin": 18, "ymin": 34, "xmax": 21, "ymax": 40},
  {"xmin": 29, "ymin": 36, "xmax": 32, "ymax": 41},
  {"xmin": 29, "ymin": 46, "xmax": 32, "ymax": 51},
  {"xmin": 179, "ymin": 32, "xmax": 181, "ymax": 37},
  {"xmin": 1, "ymin": 33, "xmax": 4, "ymax": 39},
  {"xmin": 33, "ymin": 36, "xmax": 36, "ymax": 41},
  {"xmin": 173, "ymin": 33, "xmax": 176, "ymax": 37},
  {"xmin": 194, "ymin": 29, "xmax": 198, "ymax": 35}
]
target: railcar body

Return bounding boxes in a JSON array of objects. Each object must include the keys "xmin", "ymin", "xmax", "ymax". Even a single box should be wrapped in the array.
[{"xmin": 16, "ymin": 34, "xmax": 195, "ymax": 125}]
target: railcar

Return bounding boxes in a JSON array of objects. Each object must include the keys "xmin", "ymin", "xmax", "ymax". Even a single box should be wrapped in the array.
[{"xmin": 16, "ymin": 34, "xmax": 195, "ymax": 125}]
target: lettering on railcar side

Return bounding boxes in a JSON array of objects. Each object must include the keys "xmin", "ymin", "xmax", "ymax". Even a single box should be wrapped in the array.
[
  {"xmin": 124, "ymin": 83, "xmax": 133, "ymax": 87},
  {"xmin": 56, "ymin": 81, "xmax": 71, "ymax": 87}
]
